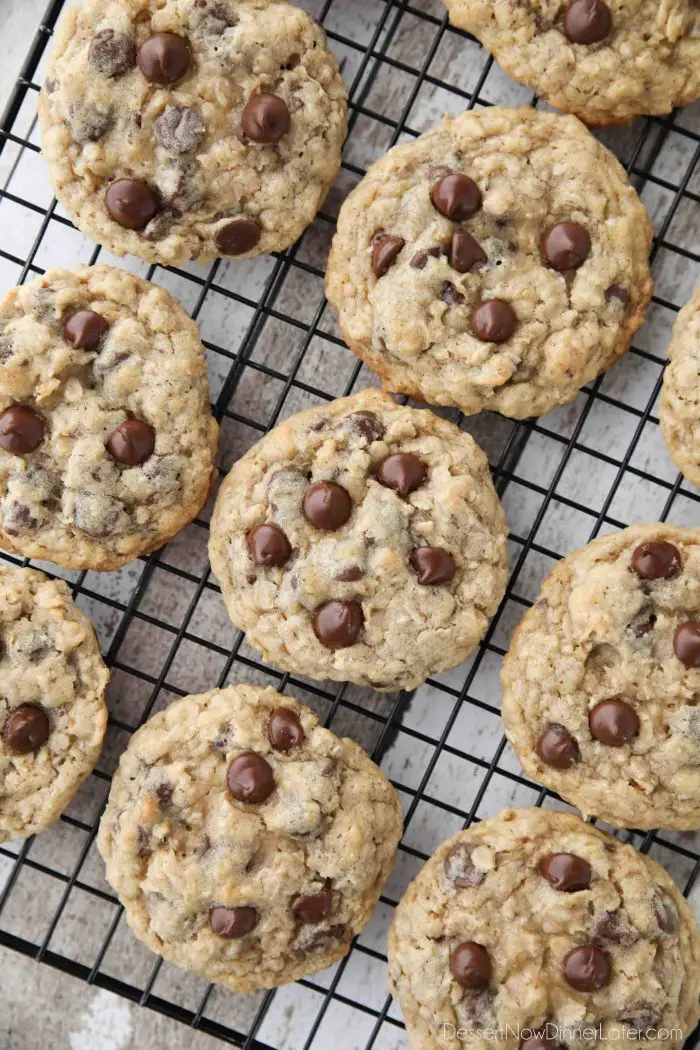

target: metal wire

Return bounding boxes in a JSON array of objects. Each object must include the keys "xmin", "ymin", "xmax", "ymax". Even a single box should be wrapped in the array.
[{"xmin": 0, "ymin": 0, "xmax": 699, "ymax": 1047}]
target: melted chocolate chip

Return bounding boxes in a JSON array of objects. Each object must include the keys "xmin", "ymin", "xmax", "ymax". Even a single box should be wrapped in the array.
[
  {"xmin": 605, "ymin": 284, "xmax": 629, "ymax": 305},
  {"xmin": 242, "ymin": 92, "xmax": 291, "ymax": 143},
  {"xmin": 562, "ymin": 945, "xmax": 611, "ymax": 991},
  {"xmin": 410, "ymin": 246, "xmax": 442, "ymax": 270},
  {"xmin": 302, "ymin": 482, "xmax": 352, "ymax": 531},
  {"xmin": 106, "ymin": 419, "xmax": 155, "ymax": 466},
  {"xmin": 372, "ymin": 235, "xmax": 405, "ymax": 278},
  {"xmin": 0, "ymin": 406, "xmax": 45, "ymax": 455},
  {"xmin": 539, "ymin": 853, "xmax": 592, "ymax": 892},
  {"xmin": 268, "ymin": 707, "xmax": 305, "ymax": 752},
  {"xmin": 631, "ymin": 541, "xmax": 681, "ymax": 581},
  {"xmin": 654, "ymin": 888, "xmax": 679, "ymax": 935},
  {"xmin": 444, "ymin": 843, "xmax": 485, "ymax": 888},
  {"xmin": 589, "ymin": 698, "xmax": 639, "ymax": 746},
  {"xmin": 154, "ymin": 105, "xmax": 205, "ymax": 154},
  {"xmin": 618, "ymin": 1002, "xmax": 662, "ymax": 1034},
  {"xmin": 156, "ymin": 783, "xmax": 173, "ymax": 806},
  {"xmin": 346, "ymin": 411, "xmax": 385, "ymax": 443},
  {"xmin": 410, "ymin": 547, "xmax": 456, "ymax": 585},
  {"xmin": 88, "ymin": 29, "xmax": 136, "ymax": 77},
  {"xmin": 335, "ymin": 566, "xmax": 364, "ymax": 582},
  {"xmin": 3, "ymin": 704, "xmax": 50, "ymax": 753},
  {"xmin": 450, "ymin": 942, "xmax": 491, "ymax": 989},
  {"xmin": 313, "ymin": 600, "xmax": 364, "ymax": 649},
  {"xmin": 628, "ymin": 605, "xmax": 657, "ymax": 638},
  {"xmin": 451, "ymin": 229, "xmax": 487, "ymax": 273},
  {"xmin": 105, "ymin": 179, "xmax": 160, "ymax": 230},
  {"xmin": 214, "ymin": 218, "xmax": 261, "ymax": 256},
  {"xmin": 246, "ymin": 524, "xmax": 291, "ymax": 567},
  {"xmin": 376, "ymin": 453, "xmax": 427, "ymax": 496},
  {"xmin": 138, "ymin": 33, "xmax": 191, "ymax": 85},
  {"xmin": 471, "ymin": 300, "xmax": 517, "ymax": 343},
  {"xmin": 227, "ymin": 752, "xmax": 275, "ymax": 803},
  {"xmin": 542, "ymin": 223, "xmax": 591, "ymax": 271},
  {"xmin": 431, "ymin": 174, "xmax": 482, "ymax": 221},
  {"xmin": 210, "ymin": 905, "xmax": 258, "ymax": 938},
  {"xmin": 537, "ymin": 724, "xmax": 580, "ymax": 769},
  {"xmin": 64, "ymin": 310, "xmax": 109, "ymax": 351},
  {"xmin": 299, "ymin": 923, "xmax": 347, "ymax": 951},
  {"xmin": 292, "ymin": 883, "xmax": 332, "ymax": 923},
  {"xmin": 592, "ymin": 909, "xmax": 639, "ymax": 947},
  {"xmin": 440, "ymin": 280, "xmax": 465, "ymax": 306},
  {"xmin": 562, "ymin": 0, "xmax": 612, "ymax": 43},
  {"xmin": 674, "ymin": 622, "xmax": 700, "ymax": 667}
]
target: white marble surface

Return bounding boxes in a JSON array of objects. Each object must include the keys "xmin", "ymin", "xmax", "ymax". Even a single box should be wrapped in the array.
[{"xmin": 0, "ymin": 2, "xmax": 699, "ymax": 1049}]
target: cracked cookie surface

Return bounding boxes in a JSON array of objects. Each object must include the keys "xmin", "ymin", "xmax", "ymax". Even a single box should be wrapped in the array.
[
  {"xmin": 38, "ymin": 0, "xmax": 347, "ymax": 265},
  {"xmin": 388, "ymin": 808, "xmax": 700, "ymax": 1050},
  {"xmin": 208, "ymin": 389, "xmax": 508, "ymax": 691},
  {"xmin": 442, "ymin": 1, "xmax": 700, "ymax": 127},
  {"xmin": 97, "ymin": 684, "xmax": 403, "ymax": 991},
  {"xmin": 0, "ymin": 265, "xmax": 218, "ymax": 571},
  {"xmin": 502, "ymin": 524, "xmax": 700, "ymax": 830},
  {"xmin": 326, "ymin": 108, "xmax": 652, "ymax": 420},
  {"xmin": 660, "ymin": 287, "xmax": 700, "ymax": 488},
  {"xmin": 0, "ymin": 565, "xmax": 108, "ymax": 843}
]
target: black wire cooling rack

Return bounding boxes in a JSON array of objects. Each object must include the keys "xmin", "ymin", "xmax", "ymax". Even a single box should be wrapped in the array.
[{"xmin": 1, "ymin": 0, "xmax": 700, "ymax": 1047}]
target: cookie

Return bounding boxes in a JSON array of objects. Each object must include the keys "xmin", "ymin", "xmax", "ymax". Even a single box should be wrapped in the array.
[
  {"xmin": 97, "ymin": 684, "xmax": 402, "ymax": 992},
  {"xmin": 0, "ymin": 265, "xmax": 218, "ymax": 571},
  {"xmin": 442, "ymin": 1, "xmax": 700, "ymax": 127},
  {"xmin": 38, "ymin": 0, "xmax": 347, "ymax": 265},
  {"xmin": 325, "ymin": 107, "xmax": 652, "ymax": 420},
  {"xmin": 0, "ymin": 566, "xmax": 108, "ymax": 843},
  {"xmin": 660, "ymin": 287, "xmax": 700, "ymax": 487},
  {"xmin": 501, "ymin": 523, "xmax": 700, "ymax": 830},
  {"xmin": 208, "ymin": 389, "xmax": 508, "ymax": 691},
  {"xmin": 388, "ymin": 808, "xmax": 700, "ymax": 1050}
]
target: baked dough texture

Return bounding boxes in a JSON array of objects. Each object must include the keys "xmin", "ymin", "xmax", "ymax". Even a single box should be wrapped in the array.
[{"xmin": 660, "ymin": 287, "xmax": 700, "ymax": 488}]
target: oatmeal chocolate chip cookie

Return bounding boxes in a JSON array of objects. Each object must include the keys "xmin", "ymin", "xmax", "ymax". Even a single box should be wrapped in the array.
[
  {"xmin": 501, "ymin": 524, "xmax": 700, "ymax": 830},
  {"xmin": 97, "ymin": 684, "xmax": 402, "ymax": 991},
  {"xmin": 208, "ymin": 389, "xmax": 508, "ymax": 691},
  {"xmin": 0, "ymin": 566, "xmax": 109, "ymax": 843},
  {"xmin": 325, "ymin": 107, "xmax": 652, "ymax": 420},
  {"xmin": 441, "ymin": 1, "xmax": 700, "ymax": 127},
  {"xmin": 388, "ymin": 808, "xmax": 700, "ymax": 1050},
  {"xmin": 0, "ymin": 266, "xmax": 218, "ymax": 571},
  {"xmin": 660, "ymin": 287, "xmax": 700, "ymax": 488},
  {"xmin": 38, "ymin": 0, "xmax": 347, "ymax": 265}
]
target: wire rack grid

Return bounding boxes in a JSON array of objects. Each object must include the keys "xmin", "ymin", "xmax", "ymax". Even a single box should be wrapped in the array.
[{"xmin": 0, "ymin": 0, "xmax": 699, "ymax": 1047}]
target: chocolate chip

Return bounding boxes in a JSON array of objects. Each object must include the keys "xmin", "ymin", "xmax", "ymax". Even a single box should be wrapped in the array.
[
  {"xmin": 372, "ymin": 235, "xmax": 405, "ymax": 278},
  {"xmin": 156, "ymin": 783, "xmax": 173, "ymax": 806},
  {"xmin": 654, "ymin": 888, "xmax": 679, "ymax": 935},
  {"xmin": 106, "ymin": 419, "xmax": 155, "ymax": 466},
  {"xmin": 471, "ymin": 300, "xmax": 517, "ymax": 343},
  {"xmin": 268, "ymin": 707, "xmax": 305, "ymax": 752},
  {"xmin": 618, "ymin": 1002, "xmax": 662, "ymax": 1034},
  {"xmin": 542, "ymin": 223, "xmax": 591, "ymax": 271},
  {"xmin": 64, "ymin": 310, "xmax": 109, "ymax": 351},
  {"xmin": 302, "ymin": 482, "xmax": 352, "ymax": 531},
  {"xmin": 242, "ymin": 92, "xmax": 291, "ymax": 143},
  {"xmin": 589, "ymin": 698, "xmax": 639, "ymax": 746},
  {"xmin": 562, "ymin": 945, "xmax": 611, "ymax": 991},
  {"xmin": 227, "ymin": 752, "xmax": 275, "ymax": 803},
  {"xmin": 628, "ymin": 605, "xmax": 657, "ymax": 638},
  {"xmin": 539, "ymin": 853, "xmax": 592, "ymax": 892},
  {"xmin": 209, "ymin": 905, "xmax": 258, "ymax": 938},
  {"xmin": 335, "ymin": 566, "xmax": 364, "ymax": 582},
  {"xmin": 88, "ymin": 29, "xmax": 136, "ymax": 77},
  {"xmin": 298, "ymin": 923, "xmax": 346, "ymax": 951},
  {"xmin": 105, "ymin": 179, "xmax": 160, "ymax": 230},
  {"xmin": 537, "ymin": 724, "xmax": 580, "ymax": 769},
  {"xmin": 410, "ymin": 547, "xmax": 456, "ymax": 585},
  {"xmin": 3, "ymin": 704, "xmax": 50, "ymax": 754},
  {"xmin": 70, "ymin": 104, "xmax": 113, "ymax": 144},
  {"xmin": 376, "ymin": 453, "xmax": 427, "ymax": 496},
  {"xmin": 313, "ymin": 600, "xmax": 364, "ymax": 649},
  {"xmin": 444, "ymin": 843, "xmax": 485, "ymax": 888},
  {"xmin": 605, "ymin": 284, "xmax": 628, "ymax": 304},
  {"xmin": 592, "ymin": 909, "xmax": 639, "ymax": 946},
  {"xmin": 431, "ymin": 174, "xmax": 482, "ymax": 221},
  {"xmin": 154, "ymin": 105, "xmax": 205, "ymax": 154},
  {"xmin": 0, "ymin": 406, "xmax": 45, "ymax": 455},
  {"xmin": 451, "ymin": 229, "xmax": 487, "ymax": 273},
  {"xmin": 562, "ymin": 0, "xmax": 612, "ymax": 43},
  {"xmin": 138, "ymin": 33, "xmax": 191, "ymax": 85},
  {"xmin": 292, "ymin": 883, "xmax": 332, "ymax": 923},
  {"xmin": 631, "ymin": 541, "xmax": 681, "ymax": 581},
  {"xmin": 214, "ymin": 218, "xmax": 261, "ymax": 256},
  {"xmin": 674, "ymin": 622, "xmax": 700, "ymax": 667},
  {"xmin": 440, "ymin": 281, "xmax": 465, "ymax": 306},
  {"xmin": 450, "ymin": 942, "xmax": 491, "ymax": 989},
  {"xmin": 246, "ymin": 524, "xmax": 291, "ymax": 567},
  {"xmin": 3, "ymin": 502, "xmax": 38, "ymax": 535},
  {"xmin": 410, "ymin": 247, "xmax": 442, "ymax": 270},
  {"xmin": 346, "ymin": 411, "xmax": 384, "ymax": 443}
]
